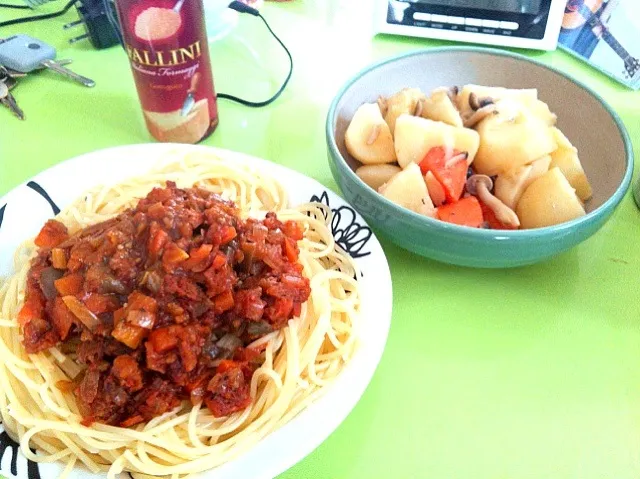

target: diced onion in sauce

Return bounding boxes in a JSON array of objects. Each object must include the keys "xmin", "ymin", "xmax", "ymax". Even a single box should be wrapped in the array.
[
  {"xmin": 247, "ymin": 321, "xmax": 273, "ymax": 337},
  {"xmin": 62, "ymin": 296, "xmax": 101, "ymax": 331},
  {"xmin": 57, "ymin": 357, "xmax": 84, "ymax": 379},
  {"xmin": 140, "ymin": 271, "xmax": 162, "ymax": 294},
  {"xmin": 216, "ymin": 334, "xmax": 242, "ymax": 357}
]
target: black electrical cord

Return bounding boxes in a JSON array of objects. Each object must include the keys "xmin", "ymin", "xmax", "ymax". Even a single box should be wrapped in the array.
[
  {"xmin": 102, "ymin": 0, "xmax": 123, "ymax": 45},
  {"xmin": 220, "ymin": 1, "xmax": 293, "ymax": 107},
  {"xmin": 0, "ymin": 3, "xmax": 31, "ymax": 9},
  {"xmin": 0, "ymin": 0, "xmax": 77, "ymax": 27}
]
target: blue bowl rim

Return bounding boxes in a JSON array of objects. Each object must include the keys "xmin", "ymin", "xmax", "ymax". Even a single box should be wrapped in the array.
[{"xmin": 325, "ymin": 46, "xmax": 635, "ymax": 240}]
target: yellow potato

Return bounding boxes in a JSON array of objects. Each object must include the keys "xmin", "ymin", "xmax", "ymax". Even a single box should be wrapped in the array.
[
  {"xmin": 345, "ymin": 103, "xmax": 396, "ymax": 165},
  {"xmin": 383, "ymin": 88, "xmax": 426, "ymax": 135},
  {"xmin": 457, "ymin": 84, "xmax": 537, "ymax": 119},
  {"xmin": 516, "ymin": 167, "xmax": 586, "ymax": 229},
  {"xmin": 420, "ymin": 89, "xmax": 463, "ymax": 127},
  {"xmin": 356, "ymin": 164, "xmax": 402, "ymax": 191},
  {"xmin": 549, "ymin": 127, "xmax": 593, "ymax": 201},
  {"xmin": 495, "ymin": 164, "xmax": 533, "ymax": 211},
  {"xmin": 379, "ymin": 162, "xmax": 435, "ymax": 217},
  {"xmin": 528, "ymin": 154, "xmax": 552, "ymax": 180},
  {"xmin": 474, "ymin": 110, "xmax": 557, "ymax": 176},
  {"xmin": 494, "ymin": 155, "xmax": 551, "ymax": 210},
  {"xmin": 520, "ymin": 97, "xmax": 557, "ymax": 126},
  {"xmin": 393, "ymin": 115, "xmax": 480, "ymax": 169}
]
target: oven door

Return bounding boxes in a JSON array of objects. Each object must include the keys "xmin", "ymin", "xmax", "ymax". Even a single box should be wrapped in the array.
[{"xmin": 377, "ymin": 0, "xmax": 566, "ymax": 50}]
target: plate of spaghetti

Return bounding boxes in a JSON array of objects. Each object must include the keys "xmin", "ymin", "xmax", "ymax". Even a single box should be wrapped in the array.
[{"xmin": 0, "ymin": 144, "xmax": 392, "ymax": 479}]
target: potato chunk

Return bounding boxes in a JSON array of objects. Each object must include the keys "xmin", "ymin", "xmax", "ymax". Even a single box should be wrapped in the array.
[
  {"xmin": 494, "ymin": 155, "xmax": 551, "ymax": 210},
  {"xmin": 473, "ymin": 109, "xmax": 556, "ymax": 176},
  {"xmin": 549, "ymin": 127, "xmax": 593, "ymax": 201},
  {"xmin": 356, "ymin": 164, "xmax": 402, "ymax": 191},
  {"xmin": 457, "ymin": 84, "xmax": 537, "ymax": 120},
  {"xmin": 379, "ymin": 162, "xmax": 435, "ymax": 217},
  {"xmin": 345, "ymin": 103, "xmax": 396, "ymax": 165},
  {"xmin": 420, "ymin": 89, "xmax": 463, "ymax": 127},
  {"xmin": 516, "ymin": 167, "xmax": 586, "ymax": 229},
  {"xmin": 383, "ymin": 88, "xmax": 426, "ymax": 135},
  {"xmin": 394, "ymin": 115, "xmax": 479, "ymax": 169}
]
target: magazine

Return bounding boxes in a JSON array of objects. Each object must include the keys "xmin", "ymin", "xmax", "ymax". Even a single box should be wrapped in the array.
[{"xmin": 558, "ymin": 0, "xmax": 640, "ymax": 90}]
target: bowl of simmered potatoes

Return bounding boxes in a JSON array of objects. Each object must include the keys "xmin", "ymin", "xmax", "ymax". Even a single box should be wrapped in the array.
[{"xmin": 326, "ymin": 47, "xmax": 634, "ymax": 268}]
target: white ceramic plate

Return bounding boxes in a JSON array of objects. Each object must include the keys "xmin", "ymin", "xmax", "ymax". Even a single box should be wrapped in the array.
[{"xmin": 0, "ymin": 144, "xmax": 393, "ymax": 479}]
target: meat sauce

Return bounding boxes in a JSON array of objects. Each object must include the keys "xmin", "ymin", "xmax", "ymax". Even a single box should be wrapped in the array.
[{"xmin": 18, "ymin": 182, "xmax": 311, "ymax": 427}]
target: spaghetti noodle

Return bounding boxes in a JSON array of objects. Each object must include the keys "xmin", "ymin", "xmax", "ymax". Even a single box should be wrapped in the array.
[{"xmin": 0, "ymin": 151, "xmax": 361, "ymax": 479}]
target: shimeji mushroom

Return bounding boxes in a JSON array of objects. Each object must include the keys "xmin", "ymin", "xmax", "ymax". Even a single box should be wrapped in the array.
[
  {"xmin": 463, "ymin": 104, "xmax": 499, "ymax": 128},
  {"xmin": 468, "ymin": 92, "xmax": 495, "ymax": 111},
  {"xmin": 466, "ymin": 174, "xmax": 520, "ymax": 229}
]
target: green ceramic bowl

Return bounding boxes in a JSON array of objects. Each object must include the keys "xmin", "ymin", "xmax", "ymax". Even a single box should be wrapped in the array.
[{"xmin": 326, "ymin": 47, "xmax": 634, "ymax": 268}]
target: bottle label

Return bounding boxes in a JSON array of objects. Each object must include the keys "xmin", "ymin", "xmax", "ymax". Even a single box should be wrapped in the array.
[{"xmin": 115, "ymin": 0, "xmax": 219, "ymax": 143}]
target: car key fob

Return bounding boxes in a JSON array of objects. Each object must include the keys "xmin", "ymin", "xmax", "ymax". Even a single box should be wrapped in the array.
[{"xmin": 0, "ymin": 34, "xmax": 56, "ymax": 73}]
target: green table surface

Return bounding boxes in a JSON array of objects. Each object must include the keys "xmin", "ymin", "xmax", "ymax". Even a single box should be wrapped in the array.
[{"xmin": 2, "ymin": 2, "xmax": 640, "ymax": 479}]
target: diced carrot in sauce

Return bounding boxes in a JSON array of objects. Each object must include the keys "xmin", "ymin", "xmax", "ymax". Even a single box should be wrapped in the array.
[
  {"xmin": 436, "ymin": 196, "xmax": 483, "ymax": 228},
  {"xmin": 211, "ymin": 252, "xmax": 227, "ymax": 270},
  {"xmin": 480, "ymin": 201, "xmax": 519, "ymax": 230},
  {"xmin": 182, "ymin": 244, "xmax": 213, "ymax": 270},
  {"xmin": 283, "ymin": 237, "xmax": 298, "ymax": 262},
  {"xmin": 111, "ymin": 321, "xmax": 146, "ymax": 349},
  {"xmin": 51, "ymin": 248, "xmax": 67, "ymax": 269},
  {"xmin": 34, "ymin": 220, "xmax": 69, "ymax": 248},
  {"xmin": 120, "ymin": 415, "xmax": 145, "ymax": 428},
  {"xmin": 113, "ymin": 306, "xmax": 126, "ymax": 325},
  {"xmin": 283, "ymin": 221, "xmax": 304, "ymax": 241},
  {"xmin": 220, "ymin": 226, "xmax": 237, "ymax": 245},
  {"xmin": 147, "ymin": 202, "xmax": 166, "ymax": 219},
  {"xmin": 54, "ymin": 273, "xmax": 84, "ymax": 296},
  {"xmin": 162, "ymin": 243, "xmax": 189, "ymax": 266},
  {"xmin": 214, "ymin": 290, "xmax": 235, "ymax": 314},
  {"xmin": 419, "ymin": 146, "xmax": 468, "ymax": 203},
  {"xmin": 18, "ymin": 288, "xmax": 45, "ymax": 326},
  {"xmin": 127, "ymin": 291, "xmax": 158, "ymax": 313},
  {"xmin": 148, "ymin": 223, "xmax": 169, "ymax": 256},
  {"xmin": 235, "ymin": 347, "xmax": 262, "ymax": 361},
  {"xmin": 50, "ymin": 296, "xmax": 76, "ymax": 340},
  {"xmin": 149, "ymin": 327, "xmax": 178, "ymax": 353},
  {"xmin": 126, "ymin": 310, "xmax": 156, "ymax": 330},
  {"xmin": 268, "ymin": 297, "xmax": 294, "ymax": 321},
  {"xmin": 216, "ymin": 359, "xmax": 238, "ymax": 375}
]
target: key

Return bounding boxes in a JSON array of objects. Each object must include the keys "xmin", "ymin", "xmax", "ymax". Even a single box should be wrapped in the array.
[
  {"xmin": 2, "ymin": 59, "xmax": 73, "ymax": 79},
  {"xmin": 0, "ymin": 35, "xmax": 94, "ymax": 87},
  {"xmin": 0, "ymin": 80, "xmax": 25, "ymax": 120}
]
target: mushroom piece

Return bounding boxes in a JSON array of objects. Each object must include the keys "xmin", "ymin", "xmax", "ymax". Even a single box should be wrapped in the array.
[
  {"xmin": 468, "ymin": 92, "xmax": 495, "ymax": 111},
  {"xmin": 448, "ymin": 85, "xmax": 459, "ymax": 103},
  {"xmin": 444, "ymin": 151, "xmax": 469, "ymax": 168},
  {"xmin": 377, "ymin": 96, "xmax": 388, "ymax": 117},
  {"xmin": 466, "ymin": 174, "xmax": 520, "ymax": 228},
  {"xmin": 413, "ymin": 98, "xmax": 424, "ymax": 117},
  {"xmin": 463, "ymin": 104, "xmax": 498, "ymax": 128}
]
